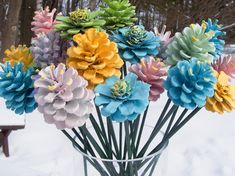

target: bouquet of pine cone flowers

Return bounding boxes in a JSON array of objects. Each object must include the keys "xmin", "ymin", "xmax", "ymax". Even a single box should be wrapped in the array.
[{"xmin": 0, "ymin": 1, "xmax": 234, "ymax": 175}]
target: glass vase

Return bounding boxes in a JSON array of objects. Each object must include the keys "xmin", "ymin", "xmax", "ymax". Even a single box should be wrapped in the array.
[{"xmin": 72, "ymin": 124, "xmax": 168, "ymax": 176}]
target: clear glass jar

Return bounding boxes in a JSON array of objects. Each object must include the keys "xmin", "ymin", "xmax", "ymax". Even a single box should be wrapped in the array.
[{"xmin": 72, "ymin": 124, "xmax": 168, "ymax": 176}]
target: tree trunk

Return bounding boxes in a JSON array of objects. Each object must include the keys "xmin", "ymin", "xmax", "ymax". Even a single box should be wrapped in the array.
[
  {"xmin": 19, "ymin": 0, "xmax": 36, "ymax": 46},
  {"xmin": 0, "ymin": 0, "xmax": 23, "ymax": 59},
  {"xmin": 89, "ymin": 0, "xmax": 97, "ymax": 10}
]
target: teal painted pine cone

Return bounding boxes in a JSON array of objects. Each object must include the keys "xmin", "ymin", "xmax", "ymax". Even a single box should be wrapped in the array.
[
  {"xmin": 164, "ymin": 58, "xmax": 216, "ymax": 109},
  {"xmin": 111, "ymin": 25, "xmax": 160, "ymax": 64},
  {"xmin": 0, "ymin": 62, "xmax": 37, "ymax": 115},
  {"xmin": 203, "ymin": 19, "xmax": 225, "ymax": 58},
  {"xmin": 100, "ymin": 0, "xmax": 137, "ymax": 30},
  {"xmin": 55, "ymin": 9, "xmax": 106, "ymax": 39},
  {"xmin": 165, "ymin": 23, "xmax": 216, "ymax": 66}
]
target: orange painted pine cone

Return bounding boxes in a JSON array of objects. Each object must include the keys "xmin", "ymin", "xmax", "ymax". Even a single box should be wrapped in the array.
[
  {"xmin": 205, "ymin": 71, "xmax": 235, "ymax": 114},
  {"xmin": 4, "ymin": 45, "xmax": 34, "ymax": 70},
  {"xmin": 67, "ymin": 28, "xmax": 124, "ymax": 88}
]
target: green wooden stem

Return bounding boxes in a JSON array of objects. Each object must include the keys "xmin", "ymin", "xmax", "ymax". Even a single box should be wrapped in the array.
[
  {"xmin": 148, "ymin": 107, "xmax": 201, "ymax": 156},
  {"xmin": 123, "ymin": 61, "xmax": 128, "ymax": 76},
  {"xmin": 95, "ymin": 105, "xmax": 109, "ymax": 145},
  {"xmin": 80, "ymin": 126, "xmax": 108, "ymax": 159},
  {"xmin": 80, "ymin": 126, "xmax": 119, "ymax": 176},
  {"xmin": 107, "ymin": 119, "xmax": 113, "ymax": 159},
  {"xmin": 131, "ymin": 115, "xmax": 141, "ymax": 157},
  {"xmin": 135, "ymin": 105, "xmax": 149, "ymax": 154},
  {"xmin": 78, "ymin": 127, "xmax": 96, "ymax": 157},
  {"xmin": 119, "ymin": 123, "xmax": 123, "ymax": 160},
  {"xmin": 163, "ymin": 106, "xmax": 179, "ymax": 139},
  {"xmin": 154, "ymin": 99, "xmax": 171, "ymax": 130},
  {"xmin": 165, "ymin": 107, "xmax": 201, "ymax": 140},
  {"xmin": 89, "ymin": 114, "xmax": 112, "ymax": 158},
  {"xmin": 124, "ymin": 121, "xmax": 134, "ymax": 175},
  {"xmin": 137, "ymin": 105, "xmax": 178, "ymax": 158},
  {"xmin": 107, "ymin": 119, "xmax": 119, "ymax": 158},
  {"xmin": 61, "ymin": 130, "xmax": 85, "ymax": 153},
  {"xmin": 170, "ymin": 108, "xmax": 188, "ymax": 131}
]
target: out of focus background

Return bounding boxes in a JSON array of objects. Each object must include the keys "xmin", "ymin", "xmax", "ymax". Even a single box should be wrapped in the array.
[{"xmin": 0, "ymin": 0, "xmax": 235, "ymax": 58}]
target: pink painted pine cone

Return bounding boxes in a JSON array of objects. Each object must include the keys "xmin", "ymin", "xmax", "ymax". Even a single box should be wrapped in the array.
[
  {"xmin": 212, "ymin": 54, "xmax": 235, "ymax": 78},
  {"xmin": 129, "ymin": 57, "xmax": 167, "ymax": 101},
  {"xmin": 154, "ymin": 25, "xmax": 173, "ymax": 47},
  {"xmin": 31, "ymin": 6, "xmax": 56, "ymax": 35},
  {"xmin": 34, "ymin": 63, "xmax": 94, "ymax": 129}
]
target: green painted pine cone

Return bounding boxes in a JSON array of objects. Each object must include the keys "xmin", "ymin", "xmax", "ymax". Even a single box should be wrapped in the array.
[
  {"xmin": 54, "ymin": 9, "xmax": 106, "ymax": 39},
  {"xmin": 100, "ymin": 0, "xmax": 137, "ymax": 30},
  {"xmin": 165, "ymin": 23, "xmax": 216, "ymax": 66}
]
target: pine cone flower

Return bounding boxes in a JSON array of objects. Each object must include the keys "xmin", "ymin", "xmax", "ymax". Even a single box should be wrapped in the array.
[
  {"xmin": 55, "ymin": 9, "xmax": 105, "ymax": 39},
  {"xmin": 111, "ymin": 25, "xmax": 160, "ymax": 64},
  {"xmin": 34, "ymin": 63, "xmax": 94, "ymax": 129},
  {"xmin": 95, "ymin": 73, "xmax": 150, "ymax": 122},
  {"xmin": 212, "ymin": 54, "xmax": 235, "ymax": 78},
  {"xmin": 206, "ymin": 71, "xmax": 235, "ymax": 114},
  {"xmin": 67, "ymin": 28, "xmax": 124, "ymax": 89},
  {"xmin": 31, "ymin": 6, "xmax": 56, "ymax": 35},
  {"xmin": 164, "ymin": 58, "xmax": 216, "ymax": 109},
  {"xmin": 3, "ymin": 45, "xmax": 34, "ymax": 70},
  {"xmin": 203, "ymin": 19, "xmax": 225, "ymax": 58},
  {"xmin": 31, "ymin": 31, "xmax": 65, "ymax": 68},
  {"xmin": 165, "ymin": 23, "xmax": 216, "ymax": 66},
  {"xmin": 0, "ymin": 62, "xmax": 37, "ymax": 115},
  {"xmin": 154, "ymin": 25, "xmax": 173, "ymax": 59},
  {"xmin": 100, "ymin": 0, "xmax": 137, "ymax": 30},
  {"xmin": 129, "ymin": 57, "xmax": 166, "ymax": 101}
]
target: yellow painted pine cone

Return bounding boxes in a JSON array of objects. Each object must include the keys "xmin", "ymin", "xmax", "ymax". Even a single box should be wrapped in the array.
[
  {"xmin": 4, "ymin": 45, "xmax": 34, "ymax": 70},
  {"xmin": 67, "ymin": 28, "xmax": 124, "ymax": 89},
  {"xmin": 206, "ymin": 71, "xmax": 235, "ymax": 114}
]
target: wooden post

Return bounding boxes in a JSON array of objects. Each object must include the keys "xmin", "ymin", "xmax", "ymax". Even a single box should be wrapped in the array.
[
  {"xmin": 0, "ymin": 126, "xmax": 24, "ymax": 157},
  {"xmin": 1, "ymin": 130, "xmax": 11, "ymax": 157}
]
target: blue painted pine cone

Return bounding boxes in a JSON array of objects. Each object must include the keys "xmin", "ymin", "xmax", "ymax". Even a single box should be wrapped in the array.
[
  {"xmin": 164, "ymin": 58, "xmax": 216, "ymax": 109},
  {"xmin": 0, "ymin": 62, "xmax": 37, "ymax": 114},
  {"xmin": 111, "ymin": 25, "xmax": 160, "ymax": 64}
]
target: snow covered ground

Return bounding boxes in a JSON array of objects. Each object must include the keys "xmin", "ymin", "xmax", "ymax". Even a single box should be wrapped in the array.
[{"xmin": 0, "ymin": 94, "xmax": 235, "ymax": 176}]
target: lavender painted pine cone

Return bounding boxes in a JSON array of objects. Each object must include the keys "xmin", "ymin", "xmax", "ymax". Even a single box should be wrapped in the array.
[
  {"xmin": 31, "ymin": 31, "xmax": 65, "ymax": 68},
  {"xmin": 34, "ymin": 63, "xmax": 94, "ymax": 129}
]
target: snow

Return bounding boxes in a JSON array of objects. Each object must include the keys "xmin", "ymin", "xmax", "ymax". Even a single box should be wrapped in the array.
[
  {"xmin": 0, "ymin": 94, "xmax": 235, "ymax": 176},
  {"xmin": 0, "ymin": 98, "xmax": 25, "ymax": 126}
]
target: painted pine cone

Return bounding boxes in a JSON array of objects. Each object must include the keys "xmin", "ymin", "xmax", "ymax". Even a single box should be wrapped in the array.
[
  {"xmin": 31, "ymin": 6, "xmax": 56, "ymax": 35},
  {"xmin": 154, "ymin": 25, "xmax": 173, "ymax": 60},
  {"xmin": 3, "ymin": 45, "xmax": 34, "ymax": 70},
  {"xmin": 95, "ymin": 73, "xmax": 150, "ymax": 122},
  {"xmin": 67, "ymin": 28, "xmax": 123, "ymax": 89},
  {"xmin": 206, "ymin": 71, "xmax": 235, "ymax": 114},
  {"xmin": 212, "ymin": 54, "xmax": 235, "ymax": 78},
  {"xmin": 34, "ymin": 63, "xmax": 94, "ymax": 129},
  {"xmin": 203, "ymin": 19, "xmax": 225, "ymax": 58},
  {"xmin": 165, "ymin": 24, "xmax": 216, "ymax": 66},
  {"xmin": 100, "ymin": 0, "xmax": 137, "ymax": 30},
  {"xmin": 0, "ymin": 62, "xmax": 37, "ymax": 115},
  {"xmin": 111, "ymin": 25, "xmax": 160, "ymax": 64},
  {"xmin": 129, "ymin": 57, "xmax": 166, "ymax": 101},
  {"xmin": 55, "ymin": 9, "xmax": 105, "ymax": 39},
  {"xmin": 31, "ymin": 31, "xmax": 65, "ymax": 68},
  {"xmin": 164, "ymin": 58, "xmax": 216, "ymax": 109}
]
